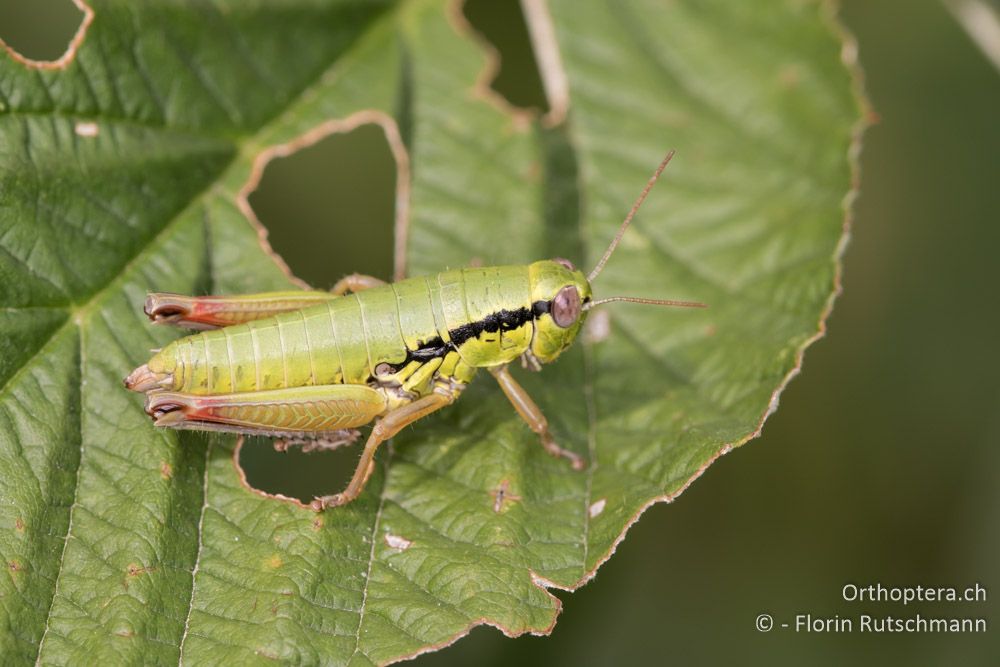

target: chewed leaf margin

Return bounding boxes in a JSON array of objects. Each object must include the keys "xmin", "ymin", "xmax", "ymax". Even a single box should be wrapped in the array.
[{"xmin": 0, "ymin": 0, "xmax": 93, "ymax": 70}]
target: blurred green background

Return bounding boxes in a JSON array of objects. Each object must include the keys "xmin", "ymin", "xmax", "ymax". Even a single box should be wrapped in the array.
[{"xmin": 2, "ymin": 0, "xmax": 996, "ymax": 664}]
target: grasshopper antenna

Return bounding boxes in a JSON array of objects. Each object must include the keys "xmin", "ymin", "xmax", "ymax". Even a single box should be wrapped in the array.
[
  {"xmin": 584, "ymin": 295, "xmax": 706, "ymax": 311},
  {"xmin": 587, "ymin": 150, "xmax": 675, "ymax": 283}
]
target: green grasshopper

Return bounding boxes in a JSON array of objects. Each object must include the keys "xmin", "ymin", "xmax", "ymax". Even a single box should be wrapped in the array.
[{"xmin": 125, "ymin": 152, "xmax": 704, "ymax": 510}]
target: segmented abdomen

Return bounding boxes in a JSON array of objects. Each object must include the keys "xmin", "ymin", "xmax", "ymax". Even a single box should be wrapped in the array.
[{"xmin": 154, "ymin": 266, "xmax": 535, "ymax": 395}]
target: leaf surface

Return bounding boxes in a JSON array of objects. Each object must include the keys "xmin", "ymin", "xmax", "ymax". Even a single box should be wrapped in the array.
[{"xmin": 0, "ymin": 0, "xmax": 863, "ymax": 664}]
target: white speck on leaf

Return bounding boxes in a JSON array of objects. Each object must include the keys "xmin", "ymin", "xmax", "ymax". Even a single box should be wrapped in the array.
[
  {"xmin": 589, "ymin": 498, "xmax": 606, "ymax": 518},
  {"xmin": 585, "ymin": 310, "xmax": 611, "ymax": 343},
  {"xmin": 74, "ymin": 121, "xmax": 99, "ymax": 137},
  {"xmin": 384, "ymin": 533, "xmax": 413, "ymax": 550}
]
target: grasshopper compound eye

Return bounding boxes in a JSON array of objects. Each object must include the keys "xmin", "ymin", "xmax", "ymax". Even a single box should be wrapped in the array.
[
  {"xmin": 552, "ymin": 286, "xmax": 581, "ymax": 328},
  {"xmin": 553, "ymin": 258, "xmax": 575, "ymax": 270}
]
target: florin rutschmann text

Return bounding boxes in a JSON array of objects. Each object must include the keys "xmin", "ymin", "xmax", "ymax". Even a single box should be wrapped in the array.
[{"xmin": 754, "ymin": 583, "xmax": 988, "ymax": 634}]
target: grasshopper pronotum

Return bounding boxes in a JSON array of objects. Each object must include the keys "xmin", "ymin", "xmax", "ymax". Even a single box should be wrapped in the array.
[{"xmin": 125, "ymin": 152, "xmax": 705, "ymax": 510}]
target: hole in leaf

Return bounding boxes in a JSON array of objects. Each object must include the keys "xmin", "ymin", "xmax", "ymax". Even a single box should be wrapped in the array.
[
  {"xmin": 248, "ymin": 123, "xmax": 396, "ymax": 288},
  {"xmin": 462, "ymin": 0, "xmax": 549, "ymax": 112},
  {"xmin": 0, "ymin": 0, "xmax": 86, "ymax": 64},
  {"xmin": 237, "ymin": 436, "xmax": 361, "ymax": 506},
  {"xmin": 240, "ymin": 122, "xmax": 397, "ymax": 502}
]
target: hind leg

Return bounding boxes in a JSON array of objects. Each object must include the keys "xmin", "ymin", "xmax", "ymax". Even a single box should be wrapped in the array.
[
  {"xmin": 144, "ymin": 291, "xmax": 338, "ymax": 329},
  {"xmin": 143, "ymin": 274, "xmax": 384, "ymax": 329},
  {"xmin": 144, "ymin": 384, "xmax": 387, "ymax": 438},
  {"xmin": 273, "ymin": 430, "xmax": 362, "ymax": 453}
]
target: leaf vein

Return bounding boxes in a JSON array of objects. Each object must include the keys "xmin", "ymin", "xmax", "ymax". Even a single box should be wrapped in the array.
[
  {"xmin": 178, "ymin": 441, "xmax": 212, "ymax": 665},
  {"xmin": 32, "ymin": 322, "xmax": 84, "ymax": 665}
]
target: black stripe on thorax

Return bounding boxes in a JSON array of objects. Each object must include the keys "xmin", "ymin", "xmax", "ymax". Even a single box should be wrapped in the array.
[{"xmin": 402, "ymin": 299, "xmax": 551, "ymax": 364}]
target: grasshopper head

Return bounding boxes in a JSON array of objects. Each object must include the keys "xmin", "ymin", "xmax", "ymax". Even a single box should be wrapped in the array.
[
  {"xmin": 524, "ymin": 152, "xmax": 709, "ymax": 368},
  {"xmin": 526, "ymin": 259, "xmax": 592, "ymax": 366}
]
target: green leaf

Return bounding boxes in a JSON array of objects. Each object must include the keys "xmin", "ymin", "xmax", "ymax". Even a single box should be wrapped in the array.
[{"xmin": 0, "ymin": 0, "xmax": 864, "ymax": 664}]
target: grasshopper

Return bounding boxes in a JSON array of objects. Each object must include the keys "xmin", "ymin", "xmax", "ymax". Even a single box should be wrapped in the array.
[{"xmin": 125, "ymin": 152, "xmax": 704, "ymax": 510}]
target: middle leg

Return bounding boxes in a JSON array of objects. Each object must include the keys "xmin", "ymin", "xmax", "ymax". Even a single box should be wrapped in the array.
[
  {"xmin": 311, "ymin": 386, "xmax": 459, "ymax": 510},
  {"xmin": 331, "ymin": 273, "xmax": 386, "ymax": 295}
]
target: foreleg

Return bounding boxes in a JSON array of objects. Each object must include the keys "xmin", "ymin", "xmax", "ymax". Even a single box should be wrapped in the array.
[{"xmin": 489, "ymin": 365, "xmax": 585, "ymax": 470}]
